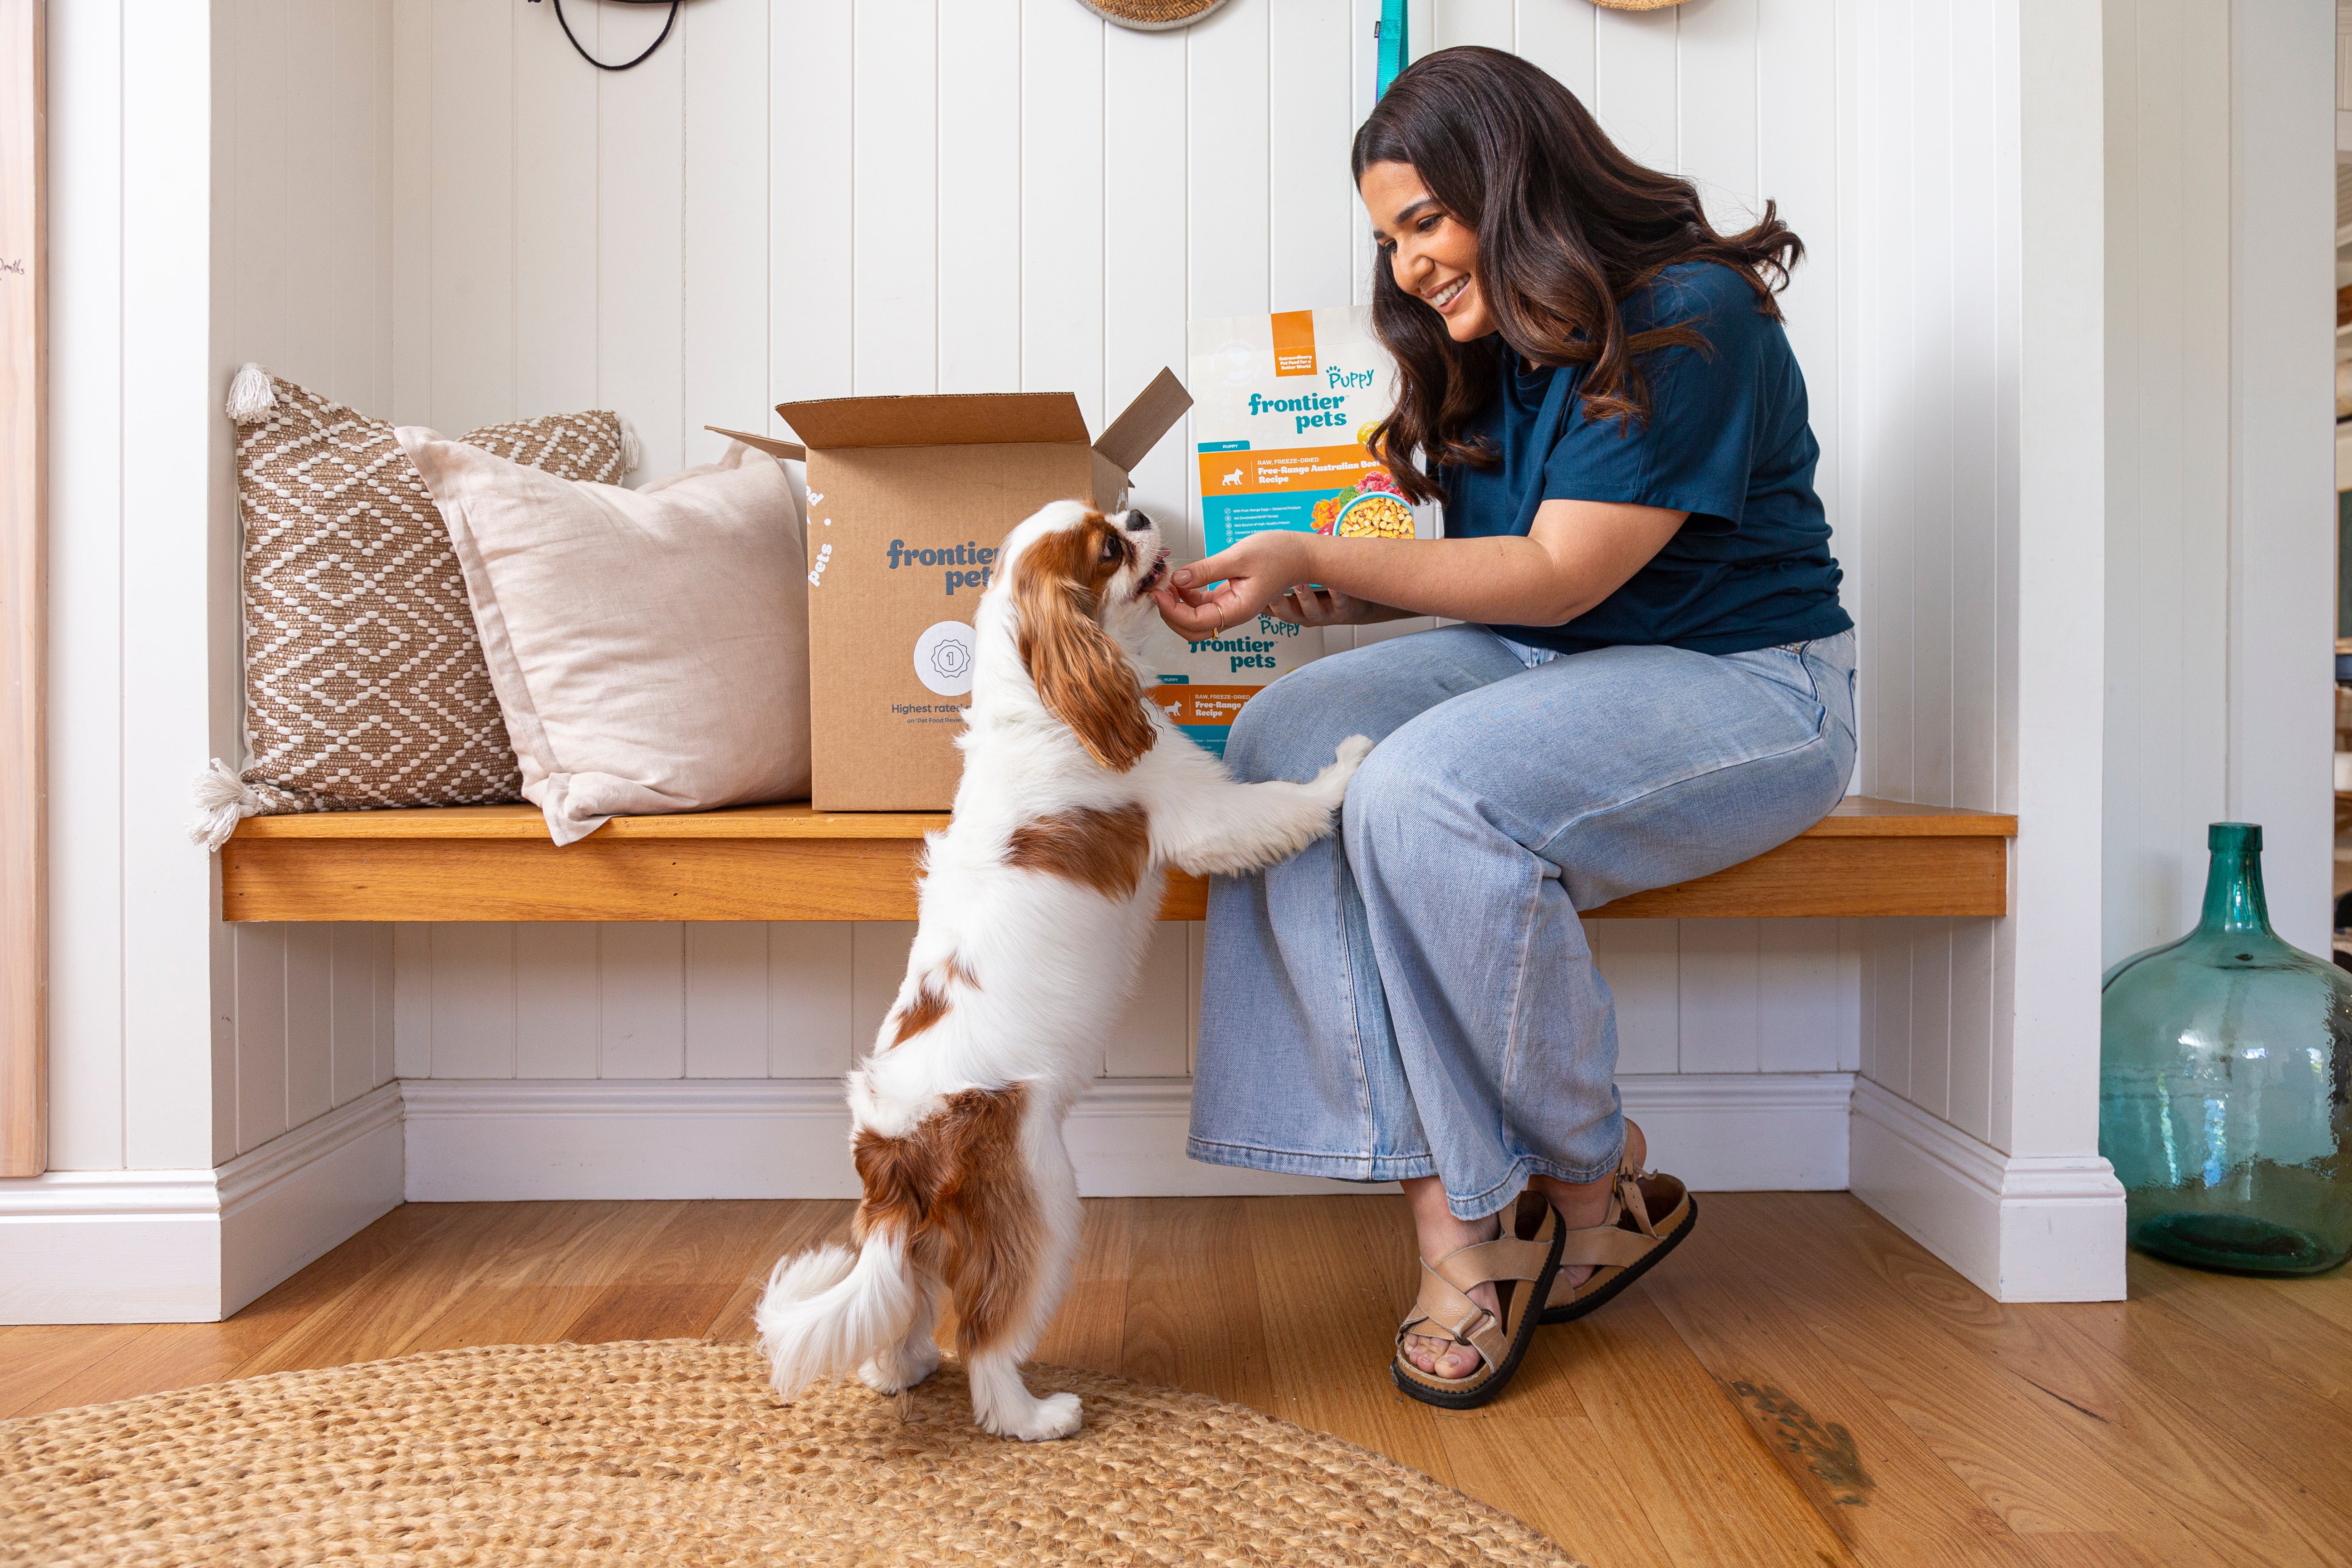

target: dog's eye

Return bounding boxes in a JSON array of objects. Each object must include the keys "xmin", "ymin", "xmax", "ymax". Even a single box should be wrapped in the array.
[{"xmin": 1100, "ymin": 535, "xmax": 1122, "ymax": 564}]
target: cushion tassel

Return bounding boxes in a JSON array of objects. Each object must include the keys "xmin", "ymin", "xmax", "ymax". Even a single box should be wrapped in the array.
[
  {"xmin": 187, "ymin": 758, "xmax": 266, "ymax": 852},
  {"xmin": 617, "ymin": 412, "xmax": 644, "ymax": 477},
  {"xmin": 225, "ymin": 363, "xmax": 276, "ymax": 424}
]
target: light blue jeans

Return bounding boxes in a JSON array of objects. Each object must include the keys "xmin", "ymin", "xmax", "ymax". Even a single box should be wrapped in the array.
[{"xmin": 1187, "ymin": 625, "xmax": 1858, "ymax": 1220}]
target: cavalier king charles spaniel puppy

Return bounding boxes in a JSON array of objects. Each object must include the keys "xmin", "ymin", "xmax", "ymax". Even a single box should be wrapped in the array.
[{"xmin": 756, "ymin": 499, "xmax": 1370, "ymax": 1441}]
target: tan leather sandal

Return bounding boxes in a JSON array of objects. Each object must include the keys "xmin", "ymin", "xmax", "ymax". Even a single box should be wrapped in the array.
[
  {"xmin": 1392, "ymin": 1191, "xmax": 1565, "ymax": 1410},
  {"xmin": 1541, "ymin": 1155, "xmax": 1697, "ymax": 1324}
]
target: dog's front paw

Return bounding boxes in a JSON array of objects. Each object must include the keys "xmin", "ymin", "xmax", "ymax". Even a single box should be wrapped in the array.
[
  {"xmin": 1310, "ymin": 734, "xmax": 1375, "ymax": 803},
  {"xmin": 981, "ymin": 1391, "xmax": 1083, "ymax": 1442}
]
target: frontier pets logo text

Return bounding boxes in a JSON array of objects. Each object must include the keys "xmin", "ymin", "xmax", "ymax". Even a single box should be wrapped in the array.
[{"xmin": 887, "ymin": 539, "xmax": 998, "ymax": 595}]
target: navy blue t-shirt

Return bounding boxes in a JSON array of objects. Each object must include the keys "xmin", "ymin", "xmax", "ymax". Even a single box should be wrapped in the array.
[{"xmin": 1436, "ymin": 261, "xmax": 1851, "ymax": 656}]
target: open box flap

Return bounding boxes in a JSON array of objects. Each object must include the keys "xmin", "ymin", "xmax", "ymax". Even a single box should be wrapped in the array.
[
  {"xmin": 1093, "ymin": 367, "xmax": 1193, "ymax": 474},
  {"xmin": 705, "ymin": 426, "xmax": 807, "ymax": 462},
  {"xmin": 773, "ymin": 392, "xmax": 1089, "ymax": 451}
]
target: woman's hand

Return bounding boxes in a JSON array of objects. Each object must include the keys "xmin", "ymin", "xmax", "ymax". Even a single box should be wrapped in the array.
[
  {"xmin": 1152, "ymin": 531, "xmax": 1316, "ymax": 639},
  {"xmin": 1266, "ymin": 586, "xmax": 1398, "ymax": 627},
  {"xmin": 1152, "ymin": 498, "xmax": 1689, "ymax": 638}
]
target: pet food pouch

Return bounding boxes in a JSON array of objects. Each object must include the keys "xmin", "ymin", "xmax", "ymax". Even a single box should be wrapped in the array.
[
  {"xmin": 1191, "ymin": 306, "xmax": 1436, "ymax": 555},
  {"xmin": 1140, "ymin": 613, "xmax": 1321, "ymax": 760}
]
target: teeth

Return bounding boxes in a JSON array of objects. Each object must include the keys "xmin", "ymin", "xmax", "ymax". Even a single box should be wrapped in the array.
[{"xmin": 1430, "ymin": 276, "xmax": 1467, "ymax": 308}]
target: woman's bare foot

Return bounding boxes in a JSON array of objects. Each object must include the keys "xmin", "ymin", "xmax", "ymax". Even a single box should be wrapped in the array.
[
  {"xmin": 1399, "ymin": 1178, "xmax": 1498, "ymax": 1380},
  {"xmin": 1397, "ymin": 1121, "xmax": 1648, "ymax": 1381},
  {"xmin": 1530, "ymin": 1120, "xmax": 1646, "ymax": 1295}
]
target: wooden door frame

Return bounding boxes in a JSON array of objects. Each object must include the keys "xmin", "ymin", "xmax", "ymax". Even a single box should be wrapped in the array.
[{"xmin": 2, "ymin": 0, "xmax": 45, "ymax": 1177}]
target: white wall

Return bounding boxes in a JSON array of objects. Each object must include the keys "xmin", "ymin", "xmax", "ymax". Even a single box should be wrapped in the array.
[
  {"xmin": 383, "ymin": 916, "xmax": 1861, "ymax": 1084},
  {"xmin": 382, "ymin": 0, "xmax": 1861, "ymax": 1133},
  {"xmin": 2102, "ymin": 0, "xmax": 2337, "ymax": 969},
  {"xmin": 1843, "ymin": 0, "xmax": 2013, "ymax": 1149},
  {"xmin": 1838, "ymin": 0, "xmax": 2130, "ymax": 1301},
  {"xmin": 44, "ymin": 0, "xmax": 399, "ymax": 1174},
  {"xmin": 47, "ymin": 0, "xmax": 222, "ymax": 1172}
]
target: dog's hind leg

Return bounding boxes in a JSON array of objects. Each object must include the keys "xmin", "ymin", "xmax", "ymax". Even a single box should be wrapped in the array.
[
  {"xmin": 959, "ymin": 1122, "xmax": 1084, "ymax": 1441},
  {"xmin": 858, "ymin": 1268, "xmax": 943, "ymax": 1395}
]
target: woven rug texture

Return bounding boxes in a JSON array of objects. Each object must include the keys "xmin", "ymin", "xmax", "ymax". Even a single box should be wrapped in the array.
[{"xmin": 0, "ymin": 1338, "xmax": 1584, "ymax": 1568}]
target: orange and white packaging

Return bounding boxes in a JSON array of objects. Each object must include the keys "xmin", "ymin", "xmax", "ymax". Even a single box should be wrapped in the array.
[{"xmin": 1190, "ymin": 306, "xmax": 1436, "ymax": 554}]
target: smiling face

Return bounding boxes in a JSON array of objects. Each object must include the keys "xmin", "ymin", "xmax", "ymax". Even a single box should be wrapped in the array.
[{"xmin": 1359, "ymin": 160, "xmax": 1494, "ymax": 343}]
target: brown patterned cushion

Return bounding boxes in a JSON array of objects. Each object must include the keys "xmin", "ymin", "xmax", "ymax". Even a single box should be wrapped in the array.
[{"xmin": 230, "ymin": 371, "xmax": 628, "ymax": 814}]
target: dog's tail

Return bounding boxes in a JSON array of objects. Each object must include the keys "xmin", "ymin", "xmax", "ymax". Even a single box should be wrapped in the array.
[{"xmin": 754, "ymin": 1229, "xmax": 923, "ymax": 1402}]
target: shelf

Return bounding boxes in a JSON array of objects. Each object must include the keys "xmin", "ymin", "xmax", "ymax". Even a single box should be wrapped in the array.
[{"xmin": 222, "ymin": 797, "xmax": 2017, "ymax": 923}]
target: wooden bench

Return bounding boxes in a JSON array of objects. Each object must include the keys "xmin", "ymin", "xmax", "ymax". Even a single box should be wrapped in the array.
[{"xmin": 220, "ymin": 797, "xmax": 2014, "ymax": 923}]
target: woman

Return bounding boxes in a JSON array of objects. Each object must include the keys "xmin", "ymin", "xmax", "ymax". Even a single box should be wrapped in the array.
[{"xmin": 1153, "ymin": 47, "xmax": 1856, "ymax": 1409}]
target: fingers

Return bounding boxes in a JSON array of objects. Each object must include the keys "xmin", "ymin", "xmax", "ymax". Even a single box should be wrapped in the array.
[
  {"xmin": 1278, "ymin": 586, "xmax": 1356, "ymax": 627},
  {"xmin": 1152, "ymin": 591, "xmax": 1224, "ymax": 639},
  {"xmin": 1152, "ymin": 574, "xmax": 1219, "ymax": 610},
  {"xmin": 1169, "ymin": 548, "xmax": 1243, "ymax": 593},
  {"xmin": 1152, "ymin": 585, "xmax": 1262, "ymax": 639}
]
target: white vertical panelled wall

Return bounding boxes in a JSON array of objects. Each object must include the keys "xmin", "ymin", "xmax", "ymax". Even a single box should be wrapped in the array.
[
  {"xmin": 5, "ymin": 0, "xmax": 406, "ymax": 1323},
  {"xmin": 1845, "ymin": 0, "xmax": 2128, "ymax": 1302},
  {"xmin": 24, "ymin": 0, "xmax": 2281, "ymax": 1320},
  {"xmin": 379, "ymin": 0, "xmax": 1860, "ymax": 1214},
  {"xmin": 2101, "ymin": 0, "xmax": 2335, "ymax": 970}
]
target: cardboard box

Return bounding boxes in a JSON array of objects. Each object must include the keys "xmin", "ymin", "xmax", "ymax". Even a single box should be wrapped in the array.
[{"xmin": 714, "ymin": 370, "xmax": 1190, "ymax": 810}]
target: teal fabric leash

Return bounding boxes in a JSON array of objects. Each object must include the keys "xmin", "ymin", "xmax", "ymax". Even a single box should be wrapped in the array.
[{"xmin": 1377, "ymin": 0, "xmax": 1409, "ymax": 98}]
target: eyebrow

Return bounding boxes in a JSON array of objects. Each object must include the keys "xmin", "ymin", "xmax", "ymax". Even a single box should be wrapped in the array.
[{"xmin": 1378, "ymin": 196, "xmax": 1440, "ymax": 236}]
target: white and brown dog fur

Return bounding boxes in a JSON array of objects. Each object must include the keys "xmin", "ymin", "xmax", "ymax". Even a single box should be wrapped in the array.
[{"xmin": 755, "ymin": 499, "xmax": 1370, "ymax": 1441}]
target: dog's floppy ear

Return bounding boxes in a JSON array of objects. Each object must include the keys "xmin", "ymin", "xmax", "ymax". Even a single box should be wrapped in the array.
[{"xmin": 1012, "ymin": 524, "xmax": 1156, "ymax": 774}]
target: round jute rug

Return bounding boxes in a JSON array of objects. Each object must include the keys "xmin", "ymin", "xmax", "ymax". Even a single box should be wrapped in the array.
[{"xmin": 0, "ymin": 1338, "xmax": 1585, "ymax": 1567}]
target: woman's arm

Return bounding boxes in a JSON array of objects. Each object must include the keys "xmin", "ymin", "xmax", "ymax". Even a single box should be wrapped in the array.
[{"xmin": 1154, "ymin": 498, "xmax": 1690, "ymax": 638}]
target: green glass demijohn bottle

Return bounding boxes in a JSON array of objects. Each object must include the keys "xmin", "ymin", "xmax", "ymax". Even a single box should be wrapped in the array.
[{"xmin": 2100, "ymin": 823, "xmax": 2352, "ymax": 1274}]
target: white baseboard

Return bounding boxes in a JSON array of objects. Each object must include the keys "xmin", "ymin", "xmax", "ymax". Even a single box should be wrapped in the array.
[
  {"xmin": 397, "ymin": 1078, "xmax": 1381, "ymax": 1201},
  {"xmin": 218, "ymin": 1085, "xmax": 405, "ymax": 1316},
  {"xmin": 398, "ymin": 1072, "xmax": 1856, "ymax": 1202},
  {"xmin": 0, "ymin": 1084, "xmax": 403, "ymax": 1324},
  {"xmin": 1847, "ymin": 1076, "xmax": 2125, "ymax": 1302},
  {"xmin": 1620, "ymin": 1072, "xmax": 1854, "ymax": 1191},
  {"xmin": 0, "ymin": 1170, "xmax": 226, "ymax": 1324}
]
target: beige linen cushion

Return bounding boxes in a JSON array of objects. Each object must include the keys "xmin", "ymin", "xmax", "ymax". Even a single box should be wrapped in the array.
[
  {"xmin": 228, "ymin": 369, "xmax": 630, "ymax": 818},
  {"xmin": 396, "ymin": 430, "xmax": 811, "ymax": 845}
]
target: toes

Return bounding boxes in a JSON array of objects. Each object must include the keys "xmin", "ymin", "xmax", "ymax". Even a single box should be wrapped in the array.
[{"xmin": 1402, "ymin": 1333, "xmax": 1478, "ymax": 1381}]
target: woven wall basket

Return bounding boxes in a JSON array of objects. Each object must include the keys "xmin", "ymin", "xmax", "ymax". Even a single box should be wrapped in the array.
[{"xmin": 1077, "ymin": 0, "xmax": 1233, "ymax": 29}]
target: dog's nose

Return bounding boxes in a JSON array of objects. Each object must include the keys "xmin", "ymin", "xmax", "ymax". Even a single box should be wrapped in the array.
[{"xmin": 1122, "ymin": 510, "xmax": 1153, "ymax": 533}]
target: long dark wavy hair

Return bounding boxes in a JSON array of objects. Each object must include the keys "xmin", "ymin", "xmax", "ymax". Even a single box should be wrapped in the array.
[{"xmin": 1352, "ymin": 47, "xmax": 1803, "ymax": 503}]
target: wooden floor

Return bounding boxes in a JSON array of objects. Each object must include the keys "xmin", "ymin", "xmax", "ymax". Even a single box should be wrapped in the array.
[{"xmin": 5, "ymin": 1194, "xmax": 2349, "ymax": 1568}]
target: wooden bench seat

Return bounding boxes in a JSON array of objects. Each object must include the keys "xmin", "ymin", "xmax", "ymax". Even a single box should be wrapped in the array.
[{"xmin": 220, "ymin": 797, "xmax": 2014, "ymax": 924}]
